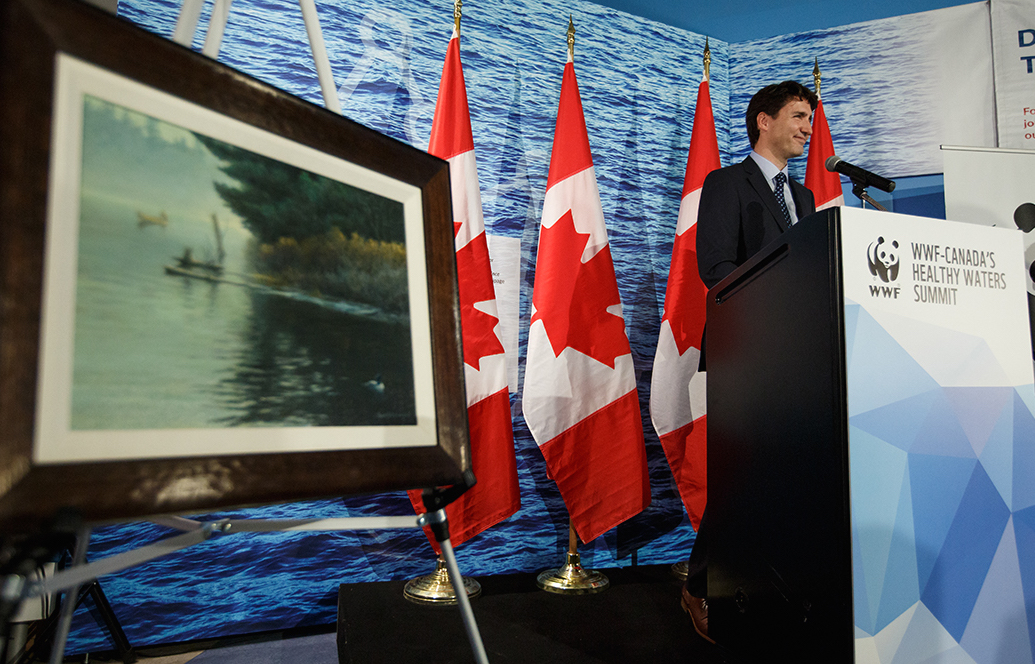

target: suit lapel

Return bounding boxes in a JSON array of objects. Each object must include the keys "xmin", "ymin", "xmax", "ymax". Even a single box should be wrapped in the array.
[
  {"xmin": 789, "ymin": 179, "xmax": 814, "ymax": 219},
  {"xmin": 741, "ymin": 157, "xmax": 789, "ymax": 231}
]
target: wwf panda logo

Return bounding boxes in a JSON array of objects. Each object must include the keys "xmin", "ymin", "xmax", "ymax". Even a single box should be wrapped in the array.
[{"xmin": 867, "ymin": 236, "xmax": 900, "ymax": 283}]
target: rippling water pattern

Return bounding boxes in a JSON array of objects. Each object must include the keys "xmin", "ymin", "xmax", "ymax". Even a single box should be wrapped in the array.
[
  {"xmin": 70, "ymin": 0, "xmax": 960, "ymax": 651},
  {"xmin": 68, "ymin": 0, "xmax": 725, "ymax": 650},
  {"xmin": 731, "ymin": 20, "xmax": 930, "ymax": 183}
]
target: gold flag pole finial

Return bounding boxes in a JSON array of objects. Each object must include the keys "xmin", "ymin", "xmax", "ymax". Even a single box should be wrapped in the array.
[
  {"xmin": 454, "ymin": 0, "xmax": 462, "ymax": 35},
  {"xmin": 567, "ymin": 15, "xmax": 575, "ymax": 60},
  {"xmin": 813, "ymin": 57, "xmax": 822, "ymax": 98},
  {"xmin": 703, "ymin": 37, "xmax": 711, "ymax": 80}
]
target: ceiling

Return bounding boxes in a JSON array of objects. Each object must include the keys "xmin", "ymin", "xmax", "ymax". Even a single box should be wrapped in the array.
[{"xmin": 587, "ymin": 0, "xmax": 977, "ymax": 42}]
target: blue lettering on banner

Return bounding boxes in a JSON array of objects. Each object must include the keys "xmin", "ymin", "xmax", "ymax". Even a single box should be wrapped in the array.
[
  {"xmin": 1021, "ymin": 29, "xmax": 1035, "ymax": 48},
  {"xmin": 1024, "ymin": 55, "xmax": 1035, "ymax": 74}
]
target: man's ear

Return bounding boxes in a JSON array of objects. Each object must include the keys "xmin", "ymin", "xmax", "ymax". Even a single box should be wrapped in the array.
[{"xmin": 756, "ymin": 111, "xmax": 771, "ymax": 135}]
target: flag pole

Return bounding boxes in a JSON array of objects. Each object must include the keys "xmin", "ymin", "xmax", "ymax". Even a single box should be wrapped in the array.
[
  {"xmin": 402, "ymin": 0, "xmax": 484, "ymax": 607},
  {"xmin": 567, "ymin": 13, "xmax": 574, "ymax": 60},
  {"xmin": 805, "ymin": 58, "xmax": 847, "ymax": 210},
  {"xmin": 669, "ymin": 36, "xmax": 712, "ymax": 584},
  {"xmin": 536, "ymin": 519, "xmax": 609, "ymax": 593},
  {"xmin": 703, "ymin": 36, "xmax": 711, "ymax": 79},
  {"xmin": 535, "ymin": 17, "xmax": 611, "ymax": 596},
  {"xmin": 527, "ymin": 13, "xmax": 649, "ymax": 592}
]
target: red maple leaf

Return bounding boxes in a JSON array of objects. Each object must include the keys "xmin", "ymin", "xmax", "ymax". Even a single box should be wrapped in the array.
[
  {"xmin": 661, "ymin": 225, "xmax": 708, "ymax": 356},
  {"xmin": 531, "ymin": 210, "xmax": 630, "ymax": 368},
  {"xmin": 456, "ymin": 231, "xmax": 504, "ymax": 370}
]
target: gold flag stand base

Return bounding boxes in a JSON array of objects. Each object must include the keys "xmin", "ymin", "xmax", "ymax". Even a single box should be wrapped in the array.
[
  {"xmin": 671, "ymin": 560, "xmax": 689, "ymax": 581},
  {"xmin": 403, "ymin": 557, "xmax": 481, "ymax": 605},
  {"xmin": 536, "ymin": 551, "xmax": 609, "ymax": 594}
]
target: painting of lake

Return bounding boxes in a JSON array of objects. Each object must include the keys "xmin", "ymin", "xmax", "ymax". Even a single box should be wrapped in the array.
[{"xmin": 69, "ymin": 95, "xmax": 416, "ymax": 432}]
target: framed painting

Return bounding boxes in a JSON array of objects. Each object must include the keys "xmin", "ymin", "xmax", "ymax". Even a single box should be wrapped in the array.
[{"xmin": 0, "ymin": 0, "xmax": 468, "ymax": 530}]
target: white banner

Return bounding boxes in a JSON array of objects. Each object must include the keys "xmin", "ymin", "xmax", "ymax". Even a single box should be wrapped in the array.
[
  {"xmin": 992, "ymin": 0, "xmax": 1035, "ymax": 149},
  {"xmin": 840, "ymin": 207, "xmax": 1032, "ymax": 388},
  {"xmin": 942, "ymin": 145, "xmax": 1035, "ymax": 295},
  {"xmin": 485, "ymin": 234, "xmax": 521, "ymax": 393}
]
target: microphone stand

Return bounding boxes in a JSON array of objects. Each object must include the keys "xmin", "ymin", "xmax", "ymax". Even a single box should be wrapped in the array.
[{"xmin": 851, "ymin": 182, "xmax": 888, "ymax": 212}]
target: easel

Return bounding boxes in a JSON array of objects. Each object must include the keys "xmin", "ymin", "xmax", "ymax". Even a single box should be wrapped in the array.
[
  {"xmin": 170, "ymin": 0, "xmax": 342, "ymax": 113},
  {"xmin": 0, "ymin": 4, "xmax": 489, "ymax": 663},
  {"xmin": 7, "ymin": 571, "xmax": 137, "ymax": 664},
  {"xmin": 1, "ymin": 480, "xmax": 487, "ymax": 664},
  {"xmin": 0, "ymin": 512, "xmax": 133, "ymax": 664}
]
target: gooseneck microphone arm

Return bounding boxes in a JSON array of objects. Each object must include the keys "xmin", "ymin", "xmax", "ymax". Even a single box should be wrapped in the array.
[
  {"xmin": 851, "ymin": 183, "xmax": 889, "ymax": 212},
  {"xmin": 825, "ymin": 155, "xmax": 896, "ymax": 193},
  {"xmin": 826, "ymin": 155, "xmax": 895, "ymax": 211}
]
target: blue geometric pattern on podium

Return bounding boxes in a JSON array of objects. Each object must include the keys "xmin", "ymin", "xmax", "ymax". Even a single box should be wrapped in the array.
[{"xmin": 845, "ymin": 303, "xmax": 1035, "ymax": 664}]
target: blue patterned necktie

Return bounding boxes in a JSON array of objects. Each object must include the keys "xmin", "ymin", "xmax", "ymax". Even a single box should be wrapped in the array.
[{"xmin": 773, "ymin": 171, "xmax": 792, "ymax": 227}]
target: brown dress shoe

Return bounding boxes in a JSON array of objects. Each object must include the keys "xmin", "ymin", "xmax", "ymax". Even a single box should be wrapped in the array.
[{"xmin": 681, "ymin": 586, "xmax": 716, "ymax": 644}]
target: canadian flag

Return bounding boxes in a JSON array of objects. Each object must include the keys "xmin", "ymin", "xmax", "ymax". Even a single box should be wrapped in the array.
[
  {"xmin": 804, "ymin": 98, "xmax": 844, "ymax": 210},
  {"xmin": 522, "ymin": 53, "xmax": 650, "ymax": 545},
  {"xmin": 408, "ymin": 30, "xmax": 519, "ymax": 551},
  {"xmin": 648, "ymin": 78, "xmax": 719, "ymax": 531}
]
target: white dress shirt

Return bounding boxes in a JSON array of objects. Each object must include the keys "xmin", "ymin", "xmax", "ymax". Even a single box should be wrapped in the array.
[{"xmin": 749, "ymin": 151, "xmax": 799, "ymax": 225}]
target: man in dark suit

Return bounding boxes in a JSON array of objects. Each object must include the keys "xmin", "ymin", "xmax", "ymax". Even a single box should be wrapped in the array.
[
  {"xmin": 697, "ymin": 81, "xmax": 818, "ymax": 289},
  {"xmin": 682, "ymin": 80, "xmax": 819, "ymax": 642}
]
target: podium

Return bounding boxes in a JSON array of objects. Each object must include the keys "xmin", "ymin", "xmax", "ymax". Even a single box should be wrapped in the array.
[{"xmin": 705, "ymin": 207, "xmax": 1035, "ymax": 663}]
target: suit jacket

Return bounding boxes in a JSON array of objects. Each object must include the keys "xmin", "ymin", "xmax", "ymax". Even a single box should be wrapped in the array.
[{"xmin": 696, "ymin": 157, "xmax": 816, "ymax": 290}]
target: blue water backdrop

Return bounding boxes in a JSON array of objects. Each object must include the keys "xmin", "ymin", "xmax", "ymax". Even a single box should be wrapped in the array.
[
  {"xmin": 70, "ymin": 0, "xmax": 724, "ymax": 651},
  {"xmin": 731, "ymin": 9, "xmax": 960, "ymax": 182},
  {"xmin": 70, "ymin": 0, "xmax": 959, "ymax": 651}
]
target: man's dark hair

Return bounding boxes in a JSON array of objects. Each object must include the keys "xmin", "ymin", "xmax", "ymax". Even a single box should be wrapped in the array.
[{"xmin": 745, "ymin": 81, "xmax": 818, "ymax": 147}]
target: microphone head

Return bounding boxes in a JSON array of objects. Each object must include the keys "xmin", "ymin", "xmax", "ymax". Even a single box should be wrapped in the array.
[
  {"xmin": 825, "ymin": 155, "xmax": 841, "ymax": 172},
  {"xmin": 1014, "ymin": 202, "xmax": 1035, "ymax": 233}
]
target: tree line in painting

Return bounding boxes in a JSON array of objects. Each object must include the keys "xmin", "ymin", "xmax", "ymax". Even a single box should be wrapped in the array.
[{"xmin": 194, "ymin": 135, "xmax": 410, "ymax": 314}]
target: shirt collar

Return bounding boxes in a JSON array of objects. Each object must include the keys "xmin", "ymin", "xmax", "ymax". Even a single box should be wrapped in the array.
[{"xmin": 749, "ymin": 151, "xmax": 789, "ymax": 191}]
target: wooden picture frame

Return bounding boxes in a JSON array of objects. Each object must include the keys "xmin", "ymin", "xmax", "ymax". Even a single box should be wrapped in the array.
[{"xmin": 0, "ymin": 0, "xmax": 468, "ymax": 530}]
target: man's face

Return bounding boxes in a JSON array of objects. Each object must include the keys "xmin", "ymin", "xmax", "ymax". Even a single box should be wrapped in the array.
[{"xmin": 757, "ymin": 98, "xmax": 813, "ymax": 164}]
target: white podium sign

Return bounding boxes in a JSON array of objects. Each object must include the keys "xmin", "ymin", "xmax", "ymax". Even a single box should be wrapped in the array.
[
  {"xmin": 838, "ymin": 207, "xmax": 1035, "ymax": 664},
  {"xmin": 840, "ymin": 207, "xmax": 1032, "ymax": 389}
]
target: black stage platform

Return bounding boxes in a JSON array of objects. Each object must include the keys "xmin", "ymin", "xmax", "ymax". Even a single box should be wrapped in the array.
[{"xmin": 337, "ymin": 565, "xmax": 740, "ymax": 663}]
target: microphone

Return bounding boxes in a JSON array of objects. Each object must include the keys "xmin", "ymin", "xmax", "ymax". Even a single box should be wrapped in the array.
[
  {"xmin": 1014, "ymin": 202, "xmax": 1035, "ymax": 233},
  {"xmin": 825, "ymin": 155, "xmax": 896, "ymax": 193}
]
